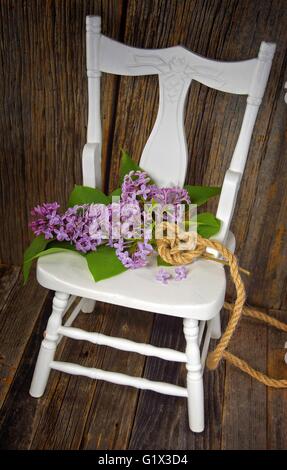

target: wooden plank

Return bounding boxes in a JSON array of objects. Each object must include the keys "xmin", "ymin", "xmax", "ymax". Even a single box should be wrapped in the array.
[
  {"xmin": 28, "ymin": 302, "xmax": 111, "ymax": 450},
  {"xmin": 28, "ymin": 303, "xmax": 153, "ymax": 450},
  {"xmin": 0, "ymin": 265, "xmax": 20, "ymax": 313},
  {"xmin": 79, "ymin": 307, "xmax": 154, "ymax": 450},
  {"xmin": 0, "ymin": 268, "xmax": 48, "ymax": 408},
  {"xmin": 129, "ymin": 313, "xmax": 227, "ymax": 450},
  {"xmin": 0, "ymin": 0, "xmax": 125, "ymax": 265},
  {"xmin": 0, "ymin": 296, "xmax": 108, "ymax": 449},
  {"xmin": 0, "ymin": 291, "xmax": 53, "ymax": 449},
  {"xmin": 267, "ymin": 309, "xmax": 287, "ymax": 450},
  {"xmin": 1, "ymin": 0, "xmax": 287, "ymax": 309},
  {"xmin": 0, "ymin": 296, "xmax": 153, "ymax": 450},
  {"xmin": 106, "ymin": 0, "xmax": 287, "ymax": 312},
  {"xmin": 221, "ymin": 314, "xmax": 267, "ymax": 449}
]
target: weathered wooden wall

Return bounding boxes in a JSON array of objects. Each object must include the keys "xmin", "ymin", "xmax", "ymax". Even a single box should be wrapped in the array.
[{"xmin": 0, "ymin": 0, "xmax": 287, "ymax": 310}]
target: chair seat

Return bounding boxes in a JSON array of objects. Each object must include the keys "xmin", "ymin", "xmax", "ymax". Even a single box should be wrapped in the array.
[{"xmin": 37, "ymin": 249, "xmax": 226, "ymax": 320}]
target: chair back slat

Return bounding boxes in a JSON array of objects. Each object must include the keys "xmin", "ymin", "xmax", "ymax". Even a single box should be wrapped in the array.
[{"xmin": 84, "ymin": 15, "xmax": 275, "ymax": 236}]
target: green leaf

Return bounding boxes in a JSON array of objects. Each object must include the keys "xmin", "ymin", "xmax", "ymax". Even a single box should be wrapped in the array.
[
  {"xmin": 26, "ymin": 246, "xmax": 77, "ymax": 263},
  {"xmin": 157, "ymin": 255, "xmax": 172, "ymax": 267},
  {"xmin": 184, "ymin": 185, "xmax": 221, "ymax": 206},
  {"xmin": 86, "ymin": 245, "xmax": 127, "ymax": 282},
  {"xmin": 68, "ymin": 185, "xmax": 110, "ymax": 207},
  {"xmin": 194, "ymin": 212, "xmax": 221, "ymax": 238},
  {"xmin": 23, "ymin": 235, "xmax": 50, "ymax": 283},
  {"xmin": 23, "ymin": 238, "xmax": 78, "ymax": 284},
  {"xmin": 46, "ymin": 240, "xmax": 78, "ymax": 251},
  {"xmin": 108, "ymin": 187, "xmax": 122, "ymax": 201},
  {"xmin": 119, "ymin": 149, "xmax": 142, "ymax": 184}
]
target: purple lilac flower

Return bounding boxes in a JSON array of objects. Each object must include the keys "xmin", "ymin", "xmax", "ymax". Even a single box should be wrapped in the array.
[
  {"xmin": 155, "ymin": 268, "xmax": 172, "ymax": 284},
  {"xmin": 109, "ymin": 200, "xmax": 142, "ymax": 241},
  {"xmin": 175, "ymin": 266, "xmax": 188, "ymax": 281},
  {"xmin": 88, "ymin": 204, "xmax": 110, "ymax": 241},
  {"xmin": 115, "ymin": 240, "xmax": 153, "ymax": 269},
  {"xmin": 30, "ymin": 202, "xmax": 61, "ymax": 239},
  {"xmin": 30, "ymin": 202, "xmax": 104, "ymax": 253},
  {"xmin": 54, "ymin": 226, "xmax": 70, "ymax": 242},
  {"xmin": 149, "ymin": 186, "xmax": 190, "ymax": 205},
  {"xmin": 145, "ymin": 185, "xmax": 190, "ymax": 225},
  {"xmin": 29, "ymin": 171, "xmax": 192, "ymax": 262},
  {"xmin": 121, "ymin": 171, "xmax": 151, "ymax": 203}
]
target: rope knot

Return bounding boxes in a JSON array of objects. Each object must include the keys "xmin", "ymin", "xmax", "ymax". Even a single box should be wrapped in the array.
[
  {"xmin": 153, "ymin": 221, "xmax": 287, "ymax": 388},
  {"xmin": 156, "ymin": 222, "xmax": 206, "ymax": 265}
]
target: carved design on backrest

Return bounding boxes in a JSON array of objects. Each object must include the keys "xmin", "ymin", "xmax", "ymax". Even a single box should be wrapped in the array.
[
  {"xmin": 128, "ymin": 53, "xmax": 228, "ymax": 185},
  {"xmin": 129, "ymin": 54, "xmax": 225, "ymax": 103},
  {"xmin": 86, "ymin": 20, "xmax": 275, "ymax": 193}
]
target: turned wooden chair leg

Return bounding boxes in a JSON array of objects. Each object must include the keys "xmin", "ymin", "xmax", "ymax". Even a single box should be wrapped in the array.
[
  {"xmin": 30, "ymin": 291, "xmax": 69, "ymax": 398},
  {"xmin": 211, "ymin": 310, "xmax": 221, "ymax": 339},
  {"xmin": 81, "ymin": 298, "xmax": 96, "ymax": 313},
  {"xmin": 183, "ymin": 318, "xmax": 204, "ymax": 433}
]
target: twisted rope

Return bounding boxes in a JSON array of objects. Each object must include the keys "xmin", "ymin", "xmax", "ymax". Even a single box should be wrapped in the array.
[{"xmin": 156, "ymin": 222, "xmax": 287, "ymax": 388}]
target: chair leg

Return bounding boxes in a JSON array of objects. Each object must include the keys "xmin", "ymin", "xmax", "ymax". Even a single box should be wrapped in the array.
[
  {"xmin": 29, "ymin": 291, "xmax": 69, "ymax": 398},
  {"xmin": 211, "ymin": 310, "xmax": 221, "ymax": 339},
  {"xmin": 81, "ymin": 298, "xmax": 96, "ymax": 313},
  {"xmin": 183, "ymin": 318, "xmax": 204, "ymax": 433}
]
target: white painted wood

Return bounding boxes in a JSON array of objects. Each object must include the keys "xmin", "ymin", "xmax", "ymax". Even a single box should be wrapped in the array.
[
  {"xmin": 140, "ymin": 73, "xmax": 191, "ymax": 186},
  {"xmin": 31, "ymin": 16, "xmax": 276, "ymax": 432},
  {"xmin": 210, "ymin": 312, "xmax": 221, "ymax": 340},
  {"xmin": 209, "ymin": 231, "xmax": 236, "ymax": 338},
  {"xmin": 50, "ymin": 361, "xmax": 188, "ymax": 397},
  {"xmin": 86, "ymin": 17, "xmax": 275, "ymax": 189},
  {"xmin": 57, "ymin": 298, "xmax": 85, "ymax": 345},
  {"xmin": 84, "ymin": 16, "xmax": 102, "ymax": 188},
  {"xmin": 230, "ymin": 42, "xmax": 276, "ymax": 173},
  {"xmin": 82, "ymin": 143, "xmax": 101, "ymax": 189},
  {"xmin": 214, "ymin": 170, "xmax": 241, "ymax": 243},
  {"xmin": 216, "ymin": 42, "xmax": 276, "ymax": 243},
  {"xmin": 184, "ymin": 319, "xmax": 204, "ymax": 432},
  {"xmin": 58, "ymin": 325, "xmax": 187, "ymax": 362},
  {"xmin": 226, "ymin": 230, "xmax": 236, "ymax": 253},
  {"xmin": 37, "ymin": 253, "xmax": 226, "ymax": 320},
  {"xmin": 198, "ymin": 320, "xmax": 206, "ymax": 346},
  {"xmin": 63, "ymin": 299, "xmax": 85, "ymax": 327},
  {"xmin": 86, "ymin": 16, "xmax": 102, "ymax": 144},
  {"xmin": 30, "ymin": 292, "xmax": 69, "ymax": 398},
  {"xmin": 81, "ymin": 298, "xmax": 96, "ymax": 313},
  {"xmin": 99, "ymin": 35, "xmax": 257, "ymax": 94},
  {"xmin": 201, "ymin": 320, "xmax": 213, "ymax": 368},
  {"xmin": 64, "ymin": 295, "xmax": 77, "ymax": 313}
]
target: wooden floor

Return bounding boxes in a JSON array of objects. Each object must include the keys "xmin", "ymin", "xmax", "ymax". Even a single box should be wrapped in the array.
[{"xmin": 0, "ymin": 264, "xmax": 286, "ymax": 450}]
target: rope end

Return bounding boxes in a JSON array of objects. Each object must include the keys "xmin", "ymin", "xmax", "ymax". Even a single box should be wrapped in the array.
[{"xmin": 206, "ymin": 352, "xmax": 220, "ymax": 370}]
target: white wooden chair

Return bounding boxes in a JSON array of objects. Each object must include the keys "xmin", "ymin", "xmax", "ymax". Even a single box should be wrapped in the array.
[{"xmin": 29, "ymin": 16, "xmax": 275, "ymax": 433}]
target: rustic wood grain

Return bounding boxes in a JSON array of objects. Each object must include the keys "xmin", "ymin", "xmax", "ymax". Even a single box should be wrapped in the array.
[
  {"xmin": 80, "ymin": 306, "xmax": 154, "ymax": 450},
  {"xmin": 106, "ymin": 0, "xmax": 287, "ymax": 310},
  {"xmin": 267, "ymin": 309, "xmax": 287, "ymax": 450},
  {"xmin": 0, "ymin": 273, "xmax": 287, "ymax": 449},
  {"xmin": 221, "ymin": 313, "xmax": 268, "ymax": 449},
  {"xmin": 29, "ymin": 301, "xmax": 113, "ymax": 450},
  {"xmin": 128, "ymin": 313, "xmax": 227, "ymax": 450},
  {"xmin": 29, "ymin": 304, "xmax": 153, "ymax": 450},
  {"xmin": 0, "ymin": 268, "xmax": 48, "ymax": 408},
  {"xmin": 0, "ymin": 265, "xmax": 20, "ymax": 312},
  {"xmin": 0, "ymin": 0, "xmax": 124, "ymax": 264},
  {"xmin": 1, "ymin": 0, "xmax": 287, "ymax": 309},
  {"xmin": 0, "ymin": 291, "xmax": 53, "ymax": 449},
  {"xmin": 0, "ymin": 0, "xmax": 287, "ymax": 450}
]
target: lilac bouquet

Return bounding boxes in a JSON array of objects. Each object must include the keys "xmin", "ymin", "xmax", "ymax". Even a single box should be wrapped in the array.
[{"xmin": 23, "ymin": 151, "xmax": 221, "ymax": 282}]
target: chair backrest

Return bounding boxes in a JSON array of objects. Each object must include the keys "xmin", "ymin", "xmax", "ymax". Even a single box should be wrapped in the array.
[{"xmin": 83, "ymin": 15, "xmax": 275, "ymax": 242}]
